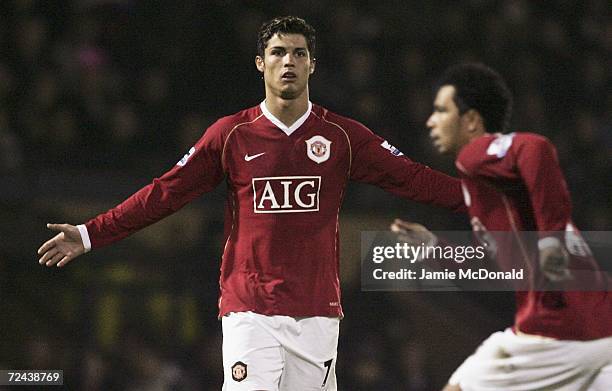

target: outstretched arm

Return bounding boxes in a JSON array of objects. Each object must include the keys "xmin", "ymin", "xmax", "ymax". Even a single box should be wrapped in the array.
[
  {"xmin": 346, "ymin": 121, "xmax": 465, "ymax": 212},
  {"xmin": 41, "ymin": 121, "xmax": 226, "ymax": 256},
  {"xmin": 37, "ymin": 223, "xmax": 86, "ymax": 268}
]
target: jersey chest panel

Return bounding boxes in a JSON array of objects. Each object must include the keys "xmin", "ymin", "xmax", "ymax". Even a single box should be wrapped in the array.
[{"xmin": 224, "ymin": 123, "xmax": 351, "ymax": 216}]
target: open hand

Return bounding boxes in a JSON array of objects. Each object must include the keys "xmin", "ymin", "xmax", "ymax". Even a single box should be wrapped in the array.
[{"xmin": 37, "ymin": 223, "xmax": 85, "ymax": 268}]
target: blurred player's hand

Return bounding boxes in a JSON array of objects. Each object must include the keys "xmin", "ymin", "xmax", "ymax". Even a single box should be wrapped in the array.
[
  {"xmin": 37, "ymin": 223, "xmax": 85, "ymax": 268},
  {"xmin": 390, "ymin": 218, "xmax": 437, "ymax": 247},
  {"xmin": 539, "ymin": 245, "xmax": 572, "ymax": 282}
]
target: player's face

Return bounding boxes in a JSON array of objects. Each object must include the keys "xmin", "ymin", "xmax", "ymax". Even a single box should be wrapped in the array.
[
  {"xmin": 427, "ymin": 85, "xmax": 470, "ymax": 155},
  {"xmin": 255, "ymin": 33, "xmax": 315, "ymax": 100}
]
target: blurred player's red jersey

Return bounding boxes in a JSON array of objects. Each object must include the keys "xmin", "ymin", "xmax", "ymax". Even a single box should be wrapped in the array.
[
  {"xmin": 457, "ymin": 132, "xmax": 611, "ymax": 340},
  {"xmin": 84, "ymin": 103, "xmax": 464, "ymax": 317}
]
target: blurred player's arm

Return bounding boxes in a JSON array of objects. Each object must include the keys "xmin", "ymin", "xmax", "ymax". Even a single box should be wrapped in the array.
[
  {"xmin": 515, "ymin": 136, "xmax": 571, "ymax": 235},
  {"xmin": 37, "ymin": 122, "xmax": 227, "ymax": 268},
  {"xmin": 460, "ymin": 134, "xmax": 572, "ymax": 281},
  {"xmin": 515, "ymin": 136, "xmax": 572, "ymax": 281}
]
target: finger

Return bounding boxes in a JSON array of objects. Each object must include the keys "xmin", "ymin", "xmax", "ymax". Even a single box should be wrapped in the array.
[
  {"xmin": 38, "ymin": 236, "xmax": 59, "ymax": 255},
  {"xmin": 46, "ymin": 252, "xmax": 64, "ymax": 267},
  {"xmin": 39, "ymin": 231, "xmax": 67, "ymax": 254},
  {"xmin": 396, "ymin": 221, "xmax": 422, "ymax": 231},
  {"xmin": 57, "ymin": 255, "xmax": 71, "ymax": 268},
  {"xmin": 390, "ymin": 223, "xmax": 407, "ymax": 234},
  {"xmin": 47, "ymin": 222, "xmax": 68, "ymax": 231},
  {"xmin": 406, "ymin": 223, "xmax": 427, "ymax": 232},
  {"xmin": 392, "ymin": 223, "xmax": 421, "ymax": 233},
  {"xmin": 39, "ymin": 247, "xmax": 59, "ymax": 265},
  {"xmin": 393, "ymin": 219, "xmax": 412, "ymax": 228}
]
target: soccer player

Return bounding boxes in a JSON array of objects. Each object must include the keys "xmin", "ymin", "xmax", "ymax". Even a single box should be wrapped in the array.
[
  {"xmin": 37, "ymin": 16, "xmax": 465, "ymax": 390},
  {"xmin": 392, "ymin": 63, "xmax": 611, "ymax": 390}
]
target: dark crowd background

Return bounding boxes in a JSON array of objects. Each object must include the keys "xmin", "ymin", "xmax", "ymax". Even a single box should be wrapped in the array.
[{"xmin": 1, "ymin": 1, "xmax": 611, "ymax": 390}]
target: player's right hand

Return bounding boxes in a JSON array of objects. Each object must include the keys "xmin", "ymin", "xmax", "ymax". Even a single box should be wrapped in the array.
[
  {"xmin": 37, "ymin": 223, "xmax": 85, "ymax": 268},
  {"xmin": 390, "ymin": 218, "xmax": 437, "ymax": 246}
]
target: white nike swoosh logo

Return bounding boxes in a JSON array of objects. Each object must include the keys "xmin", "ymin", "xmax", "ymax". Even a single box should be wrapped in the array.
[{"xmin": 244, "ymin": 152, "xmax": 266, "ymax": 161}]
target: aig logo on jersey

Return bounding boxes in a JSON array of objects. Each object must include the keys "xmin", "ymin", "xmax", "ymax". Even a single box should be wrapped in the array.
[
  {"xmin": 306, "ymin": 135, "xmax": 331, "ymax": 164},
  {"xmin": 252, "ymin": 176, "xmax": 321, "ymax": 213}
]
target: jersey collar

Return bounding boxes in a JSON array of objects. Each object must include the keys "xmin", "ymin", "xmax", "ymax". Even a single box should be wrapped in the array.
[{"xmin": 260, "ymin": 100, "xmax": 312, "ymax": 136}]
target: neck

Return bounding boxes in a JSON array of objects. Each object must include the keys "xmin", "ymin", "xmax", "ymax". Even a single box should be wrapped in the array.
[
  {"xmin": 264, "ymin": 90, "xmax": 309, "ymax": 127},
  {"xmin": 454, "ymin": 129, "xmax": 486, "ymax": 155},
  {"xmin": 466, "ymin": 128, "xmax": 486, "ymax": 144}
]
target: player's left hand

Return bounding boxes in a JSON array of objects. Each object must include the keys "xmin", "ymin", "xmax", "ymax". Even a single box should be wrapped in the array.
[{"xmin": 539, "ymin": 245, "xmax": 572, "ymax": 282}]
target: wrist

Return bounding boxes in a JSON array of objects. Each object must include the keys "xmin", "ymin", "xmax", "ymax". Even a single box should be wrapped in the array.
[{"xmin": 76, "ymin": 224, "xmax": 91, "ymax": 253}]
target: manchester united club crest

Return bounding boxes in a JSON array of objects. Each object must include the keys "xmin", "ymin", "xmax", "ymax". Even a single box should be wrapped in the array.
[
  {"xmin": 231, "ymin": 361, "xmax": 247, "ymax": 382},
  {"xmin": 305, "ymin": 135, "xmax": 332, "ymax": 164}
]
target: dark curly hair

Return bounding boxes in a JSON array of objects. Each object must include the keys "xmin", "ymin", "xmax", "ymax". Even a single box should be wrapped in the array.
[
  {"xmin": 434, "ymin": 63, "xmax": 513, "ymax": 133},
  {"xmin": 257, "ymin": 16, "xmax": 316, "ymax": 58}
]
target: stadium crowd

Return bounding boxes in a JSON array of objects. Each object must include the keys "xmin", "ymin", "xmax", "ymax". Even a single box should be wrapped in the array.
[{"xmin": 2, "ymin": 1, "xmax": 611, "ymax": 389}]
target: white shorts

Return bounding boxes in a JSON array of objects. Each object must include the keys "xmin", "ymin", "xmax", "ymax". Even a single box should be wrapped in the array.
[
  {"xmin": 221, "ymin": 311, "xmax": 340, "ymax": 391},
  {"xmin": 449, "ymin": 328, "xmax": 612, "ymax": 391}
]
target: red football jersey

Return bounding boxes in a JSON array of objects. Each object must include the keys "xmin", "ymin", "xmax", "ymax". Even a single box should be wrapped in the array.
[
  {"xmin": 84, "ymin": 102, "xmax": 464, "ymax": 317},
  {"xmin": 457, "ymin": 132, "xmax": 611, "ymax": 340}
]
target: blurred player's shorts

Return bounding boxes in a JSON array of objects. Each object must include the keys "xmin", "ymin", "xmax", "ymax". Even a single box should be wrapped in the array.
[{"xmin": 449, "ymin": 328, "xmax": 612, "ymax": 390}]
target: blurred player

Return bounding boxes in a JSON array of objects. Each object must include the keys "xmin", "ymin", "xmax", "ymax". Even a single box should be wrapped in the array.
[
  {"xmin": 37, "ymin": 16, "xmax": 464, "ymax": 390},
  {"xmin": 392, "ymin": 63, "xmax": 611, "ymax": 390}
]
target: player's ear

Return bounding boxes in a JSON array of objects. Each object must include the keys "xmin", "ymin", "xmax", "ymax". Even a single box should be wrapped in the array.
[
  {"xmin": 255, "ymin": 56, "xmax": 265, "ymax": 73},
  {"xmin": 463, "ymin": 109, "xmax": 483, "ymax": 132},
  {"xmin": 309, "ymin": 57, "xmax": 316, "ymax": 74}
]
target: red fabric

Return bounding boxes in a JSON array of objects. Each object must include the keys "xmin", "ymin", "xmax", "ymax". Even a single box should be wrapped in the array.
[
  {"xmin": 457, "ymin": 132, "xmax": 611, "ymax": 340},
  {"xmin": 85, "ymin": 104, "xmax": 464, "ymax": 318}
]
